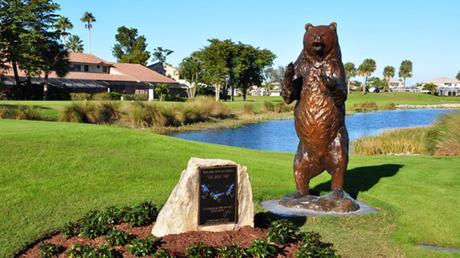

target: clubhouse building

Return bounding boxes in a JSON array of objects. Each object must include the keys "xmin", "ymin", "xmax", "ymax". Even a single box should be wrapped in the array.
[{"xmin": 0, "ymin": 53, "xmax": 187, "ymax": 99}]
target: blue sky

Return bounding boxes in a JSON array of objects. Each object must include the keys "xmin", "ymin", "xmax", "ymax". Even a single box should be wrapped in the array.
[{"xmin": 57, "ymin": 0, "xmax": 460, "ymax": 84}]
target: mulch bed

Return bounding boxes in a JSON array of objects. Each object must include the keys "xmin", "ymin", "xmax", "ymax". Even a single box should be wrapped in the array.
[{"xmin": 19, "ymin": 223, "xmax": 299, "ymax": 257}]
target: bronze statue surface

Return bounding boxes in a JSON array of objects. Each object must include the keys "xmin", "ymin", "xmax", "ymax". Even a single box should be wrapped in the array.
[{"xmin": 281, "ymin": 22, "xmax": 358, "ymax": 212}]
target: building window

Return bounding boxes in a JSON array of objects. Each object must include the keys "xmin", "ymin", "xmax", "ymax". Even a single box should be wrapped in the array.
[
  {"xmin": 102, "ymin": 66, "xmax": 108, "ymax": 73},
  {"xmin": 97, "ymin": 65, "xmax": 100, "ymax": 69},
  {"xmin": 69, "ymin": 64, "xmax": 81, "ymax": 71},
  {"xmin": 445, "ymin": 83, "xmax": 452, "ymax": 86},
  {"xmin": 135, "ymin": 89, "xmax": 147, "ymax": 95},
  {"xmin": 84, "ymin": 65, "xmax": 89, "ymax": 72}
]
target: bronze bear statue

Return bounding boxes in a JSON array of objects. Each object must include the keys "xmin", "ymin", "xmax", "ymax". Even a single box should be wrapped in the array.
[{"xmin": 282, "ymin": 22, "xmax": 349, "ymax": 200}]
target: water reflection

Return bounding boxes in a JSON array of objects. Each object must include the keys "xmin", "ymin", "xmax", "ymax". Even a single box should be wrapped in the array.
[{"xmin": 172, "ymin": 109, "xmax": 451, "ymax": 153}]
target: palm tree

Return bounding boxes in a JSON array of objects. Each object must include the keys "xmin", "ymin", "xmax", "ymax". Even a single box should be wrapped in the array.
[
  {"xmin": 344, "ymin": 62, "xmax": 356, "ymax": 94},
  {"xmin": 383, "ymin": 65, "xmax": 395, "ymax": 92},
  {"xmin": 457, "ymin": 71, "xmax": 460, "ymax": 81},
  {"xmin": 66, "ymin": 35, "xmax": 84, "ymax": 53},
  {"xmin": 398, "ymin": 60, "xmax": 413, "ymax": 87},
  {"xmin": 80, "ymin": 11, "xmax": 96, "ymax": 53},
  {"xmin": 55, "ymin": 16, "xmax": 73, "ymax": 42},
  {"xmin": 358, "ymin": 59, "xmax": 376, "ymax": 94}
]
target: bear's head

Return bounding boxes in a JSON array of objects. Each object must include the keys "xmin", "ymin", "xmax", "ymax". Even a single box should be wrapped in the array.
[{"xmin": 303, "ymin": 22, "xmax": 340, "ymax": 61}]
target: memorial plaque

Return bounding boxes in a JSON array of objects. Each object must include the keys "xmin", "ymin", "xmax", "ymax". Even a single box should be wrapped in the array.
[{"xmin": 198, "ymin": 165, "xmax": 238, "ymax": 226}]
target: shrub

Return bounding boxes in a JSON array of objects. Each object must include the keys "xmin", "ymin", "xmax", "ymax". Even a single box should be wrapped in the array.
[
  {"xmin": 39, "ymin": 243, "xmax": 64, "ymax": 258},
  {"xmin": 67, "ymin": 244, "xmax": 121, "ymax": 258},
  {"xmin": 247, "ymin": 239, "xmax": 282, "ymax": 258},
  {"xmin": 0, "ymin": 106, "xmax": 14, "ymax": 119},
  {"xmin": 426, "ymin": 110, "xmax": 460, "ymax": 156},
  {"xmin": 159, "ymin": 106, "xmax": 182, "ymax": 127},
  {"xmin": 267, "ymin": 219, "xmax": 299, "ymax": 244},
  {"xmin": 186, "ymin": 242, "xmax": 216, "ymax": 258},
  {"xmin": 352, "ymin": 127, "xmax": 428, "ymax": 155},
  {"xmin": 153, "ymin": 248, "xmax": 175, "ymax": 258},
  {"xmin": 79, "ymin": 210, "xmax": 111, "ymax": 239},
  {"xmin": 296, "ymin": 231, "xmax": 338, "ymax": 258},
  {"xmin": 126, "ymin": 102, "xmax": 166, "ymax": 128},
  {"xmin": 217, "ymin": 244, "xmax": 247, "ymax": 258},
  {"xmin": 106, "ymin": 229, "xmax": 131, "ymax": 246},
  {"xmin": 263, "ymin": 101, "xmax": 275, "ymax": 112},
  {"xmin": 127, "ymin": 236, "xmax": 159, "ymax": 256},
  {"xmin": 123, "ymin": 201, "xmax": 158, "ymax": 227},
  {"xmin": 59, "ymin": 103, "xmax": 93, "ymax": 123},
  {"xmin": 62, "ymin": 222, "xmax": 81, "ymax": 239},
  {"xmin": 70, "ymin": 92, "xmax": 92, "ymax": 101},
  {"xmin": 274, "ymin": 102, "xmax": 293, "ymax": 113},
  {"xmin": 93, "ymin": 92, "xmax": 122, "ymax": 101},
  {"xmin": 187, "ymin": 96, "xmax": 232, "ymax": 119},
  {"xmin": 242, "ymin": 103, "xmax": 256, "ymax": 114},
  {"xmin": 89, "ymin": 102, "xmax": 120, "ymax": 124},
  {"xmin": 123, "ymin": 94, "xmax": 148, "ymax": 101},
  {"xmin": 15, "ymin": 106, "xmax": 42, "ymax": 120},
  {"xmin": 66, "ymin": 244, "xmax": 93, "ymax": 258},
  {"xmin": 352, "ymin": 102, "xmax": 378, "ymax": 112}
]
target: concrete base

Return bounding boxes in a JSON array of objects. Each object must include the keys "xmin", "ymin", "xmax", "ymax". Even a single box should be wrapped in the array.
[{"xmin": 262, "ymin": 199, "xmax": 377, "ymax": 217}]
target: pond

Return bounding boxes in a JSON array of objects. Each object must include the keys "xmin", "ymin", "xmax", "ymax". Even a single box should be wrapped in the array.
[{"xmin": 172, "ymin": 109, "xmax": 452, "ymax": 153}]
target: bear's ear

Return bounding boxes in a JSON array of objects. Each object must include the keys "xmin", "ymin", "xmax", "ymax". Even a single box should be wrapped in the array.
[
  {"xmin": 305, "ymin": 23, "xmax": 313, "ymax": 31},
  {"xmin": 329, "ymin": 22, "xmax": 337, "ymax": 30}
]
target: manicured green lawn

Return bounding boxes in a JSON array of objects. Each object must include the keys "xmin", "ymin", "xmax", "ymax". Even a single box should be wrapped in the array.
[
  {"xmin": 2, "ymin": 92, "xmax": 459, "ymax": 120},
  {"xmin": 0, "ymin": 119, "xmax": 459, "ymax": 257}
]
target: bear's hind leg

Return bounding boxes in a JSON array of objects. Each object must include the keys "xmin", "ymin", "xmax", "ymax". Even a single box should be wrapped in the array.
[
  {"xmin": 327, "ymin": 130, "xmax": 349, "ymax": 199},
  {"xmin": 293, "ymin": 144, "xmax": 320, "ymax": 197}
]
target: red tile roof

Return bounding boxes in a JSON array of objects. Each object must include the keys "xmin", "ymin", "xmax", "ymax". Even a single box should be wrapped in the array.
[
  {"xmin": 68, "ymin": 52, "xmax": 111, "ymax": 65},
  {"xmin": 1, "ymin": 53, "xmax": 177, "ymax": 84}
]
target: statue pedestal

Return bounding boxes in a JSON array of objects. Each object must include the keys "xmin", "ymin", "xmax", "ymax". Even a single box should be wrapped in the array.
[{"xmin": 279, "ymin": 191, "xmax": 359, "ymax": 213}]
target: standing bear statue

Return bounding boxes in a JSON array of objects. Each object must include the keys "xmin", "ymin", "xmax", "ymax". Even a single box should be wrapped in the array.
[{"xmin": 280, "ymin": 22, "xmax": 359, "ymax": 212}]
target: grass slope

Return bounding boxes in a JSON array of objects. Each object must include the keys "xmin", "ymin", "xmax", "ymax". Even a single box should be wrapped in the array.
[
  {"xmin": 2, "ymin": 92, "xmax": 460, "ymax": 120},
  {"xmin": 0, "ymin": 119, "xmax": 459, "ymax": 257}
]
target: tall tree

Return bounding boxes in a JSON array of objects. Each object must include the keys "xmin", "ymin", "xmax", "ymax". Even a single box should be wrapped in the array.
[
  {"xmin": 0, "ymin": 0, "xmax": 66, "ymax": 88},
  {"xmin": 344, "ymin": 62, "xmax": 356, "ymax": 94},
  {"xmin": 264, "ymin": 66, "xmax": 285, "ymax": 84},
  {"xmin": 66, "ymin": 35, "xmax": 84, "ymax": 53},
  {"xmin": 199, "ymin": 39, "xmax": 235, "ymax": 101},
  {"xmin": 456, "ymin": 71, "xmax": 460, "ymax": 81},
  {"xmin": 383, "ymin": 65, "xmax": 395, "ymax": 92},
  {"xmin": 232, "ymin": 42, "xmax": 275, "ymax": 101},
  {"xmin": 398, "ymin": 60, "xmax": 413, "ymax": 87},
  {"xmin": 152, "ymin": 47, "xmax": 173, "ymax": 64},
  {"xmin": 80, "ymin": 11, "xmax": 95, "ymax": 53},
  {"xmin": 55, "ymin": 16, "xmax": 73, "ymax": 42},
  {"xmin": 358, "ymin": 58, "xmax": 376, "ymax": 94},
  {"xmin": 39, "ymin": 40, "xmax": 69, "ymax": 99},
  {"xmin": 112, "ymin": 26, "xmax": 150, "ymax": 65}
]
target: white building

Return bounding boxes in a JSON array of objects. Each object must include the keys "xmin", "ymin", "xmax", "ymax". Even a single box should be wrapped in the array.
[
  {"xmin": 388, "ymin": 78, "xmax": 421, "ymax": 92},
  {"xmin": 423, "ymin": 77, "xmax": 460, "ymax": 96}
]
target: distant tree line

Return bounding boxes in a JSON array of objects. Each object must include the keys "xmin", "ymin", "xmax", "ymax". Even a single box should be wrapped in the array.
[
  {"xmin": 179, "ymin": 39, "xmax": 276, "ymax": 101},
  {"xmin": 343, "ymin": 59, "xmax": 413, "ymax": 94}
]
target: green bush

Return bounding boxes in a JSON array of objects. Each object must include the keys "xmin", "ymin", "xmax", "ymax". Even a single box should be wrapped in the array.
[
  {"xmin": 186, "ymin": 242, "xmax": 216, "ymax": 258},
  {"xmin": 0, "ymin": 106, "xmax": 14, "ymax": 119},
  {"xmin": 296, "ymin": 232, "xmax": 338, "ymax": 258},
  {"xmin": 123, "ymin": 94, "xmax": 148, "ymax": 101},
  {"xmin": 426, "ymin": 110, "xmax": 460, "ymax": 156},
  {"xmin": 79, "ymin": 210, "xmax": 111, "ymax": 239},
  {"xmin": 70, "ymin": 92, "xmax": 92, "ymax": 101},
  {"xmin": 126, "ymin": 102, "xmax": 166, "ymax": 128},
  {"xmin": 274, "ymin": 102, "xmax": 293, "ymax": 113},
  {"xmin": 39, "ymin": 243, "xmax": 64, "ymax": 258},
  {"xmin": 66, "ymin": 244, "xmax": 121, "ymax": 258},
  {"xmin": 127, "ymin": 236, "xmax": 158, "ymax": 256},
  {"xmin": 59, "ymin": 103, "xmax": 93, "ymax": 123},
  {"xmin": 152, "ymin": 248, "xmax": 175, "ymax": 258},
  {"xmin": 93, "ymin": 92, "xmax": 122, "ymax": 101},
  {"xmin": 247, "ymin": 239, "xmax": 282, "ymax": 258},
  {"xmin": 15, "ymin": 106, "xmax": 43, "ymax": 120},
  {"xmin": 263, "ymin": 101, "xmax": 275, "ymax": 112},
  {"xmin": 352, "ymin": 102, "xmax": 378, "ymax": 112},
  {"xmin": 59, "ymin": 102, "xmax": 120, "ymax": 124},
  {"xmin": 242, "ymin": 103, "xmax": 256, "ymax": 114},
  {"xmin": 106, "ymin": 229, "xmax": 131, "ymax": 246},
  {"xmin": 62, "ymin": 222, "xmax": 81, "ymax": 239},
  {"xmin": 90, "ymin": 102, "xmax": 120, "ymax": 124},
  {"xmin": 267, "ymin": 219, "xmax": 299, "ymax": 244},
  {"xmin": 217, "ymin": 244, "xmax": 247, "ymax": 258},
  {"xmin": 123, "ymin": 201, "xmax": 158, "ymax": 227}
]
